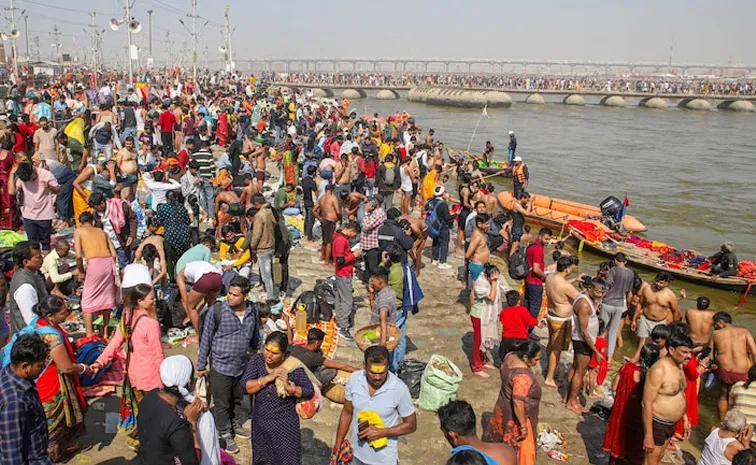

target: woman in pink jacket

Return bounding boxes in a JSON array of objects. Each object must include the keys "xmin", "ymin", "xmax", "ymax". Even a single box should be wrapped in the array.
[{"xmin": 90, "ymin": 283, "xmax": 164, "ymax": 449}]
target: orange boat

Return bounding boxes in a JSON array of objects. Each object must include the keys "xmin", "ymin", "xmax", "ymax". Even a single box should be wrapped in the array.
[{"xmin": 497, "ymin": 191, "xmax": 647, "ymax": 233}]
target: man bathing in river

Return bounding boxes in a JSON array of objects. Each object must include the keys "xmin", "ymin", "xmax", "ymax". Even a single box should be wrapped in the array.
[
  {"xmin": 685, "ymin": 296, "xmax": 715, "ymax": 346},
  {"xmin": 544, "ymin": 256, "xmax": 579, "ymax": 388},
  {"xmin": 630, "ymin": 271, "xmax": 682, "ymax": 363},
  {"xmin": 710, "ymin": 312, "xmax": 756, "ymax": 420},
  {"xmin": 643, "ymin": 332, "xmax": 694, "ymax": 465}
]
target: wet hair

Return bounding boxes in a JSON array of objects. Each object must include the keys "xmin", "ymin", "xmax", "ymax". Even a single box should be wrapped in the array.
[
  {"xmin": 713, "ymin": 311, "xmax": 732, "ymax": 325},
  {"xmin": 475, "ymin": 214, "xmax": 490, "ymax": 226},
  {"xmin": 650, "ymin": 324, "xmax": 670, "ymax": 341},
  {"xmin": 504, "ymin": 290, "xmax": 520, "ymax": 307},
  {"xmin": 598, "ymin": 262, "xmax": 611, "ymax": 274},
  {"xmin": 655, "ymin": 271, "xmax": 674, "ymax": 283},
  {"xmin": 590, "ymin": 277, "xmax": 606, "ymax": 289},
  {"xmin": 79, "ymin": 211, "xmax": 95, "ymax": 225},
  {"xmin": 445, "ymin": 450, "xmax": 488, "ymax": 465},
  {"xmin": 307, "ymin": 328, "xmax": 326, "ymax": 344},
  {"xmin": 639, "ymin": 343, "xmax": 661, "ymax": 380},
  {"xmin": 570, "ymin": 255, "xmax": 580, "ymax": 266},
  {"xmin": 385, "ymin": 243, "xmax": 403, "ymax": 264},
  {"xmin": 696, "ymin": 296, "xmax": 711, "ymax": 310},
  {"xmin": 483, "ymin": 263, "xmax": 499, "ymax": 279},
  {"xmin": 386, "ymin": 207, "xmax": 401, "ymax": 220},
  {"xmin": 598, "ymin": 318, "xmax": 606, "ymax": 336},
  {"xmin": 15, "ymin": 162, "xmax": 33, "ymax": 182},
  {"xmin": 438, "ymin": 400, "xmax": 476, "ymax": 437},
  {"xmin": 668, "ymin": 321, "xmax": 690, "ymax": 337},
  {"xmin": 667, "ymin": 332, "xmax": 694, "ymax": 349},
  {"xmin": 552, "ymin": 250, "xmax": 562, "ymax": 262},
  {"xmin": 34, "ymin": 295, "xmax": 66, "ymax": 318},
  {"xmin": 265, "ymin": 331, "xmax": 289, "ymax": 354},
  {"xmin": 732, "ymin": 449, "xmax": 756, "ymax": 465},
  {"xmin": 515, "ymin": 340, "xmax": 541, "ymax": 361},
  {"xmin": 744, "ymin": 365, "xmax": 756, "ymax": 389},
  {"xmin": 228, "ymin": 275, "xmax": 251, "ymax": 295},
  {"xmin": 142, "ymin": 244, "xmax": 158, "ymax": 266},
  {"xmin": 10, "ymin": 334, "xmax": 49, "ymax": 366},
  {"xmin": 13, "ymin": 241, "xmax": 40, "ymax": 267},
  {"xmin": 364, "ymin": 345, "xmax": 389, "ymax": 365},
  {"xmin": 521, "ymin": 192, "xmax": 531, "ymax": 199},
  {"xmin": 556, "ymin": 256, "xmax": 573, "ymax": 272}
]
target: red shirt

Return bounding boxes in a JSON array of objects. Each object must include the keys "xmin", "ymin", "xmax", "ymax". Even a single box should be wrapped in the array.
[
  {"xmin": 332, "ymin": 231, "xmax": 356, "ymax": 277},
  {"xmin": 177, "ymin": 149, "xmax": 190, "ymax": 170},
  {"xmin": 499, "ymin": 305, "xmax": 538, "ymax": 340},
  {"xmin": 12, "ymin": 132, "xmax": 26, "ymax": 154},
  {"xmin": 525, "ymin": 239, "xmax": 545, "ymax": 285},
  {"xmin": 158, "ymin": 111, "xmax": 177, "ymax": 133}
]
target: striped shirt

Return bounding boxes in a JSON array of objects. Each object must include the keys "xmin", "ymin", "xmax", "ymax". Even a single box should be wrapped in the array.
[
  {"xmin": 731, "ymin": 381, "xmax": 756, "ymax": 425},
  {"xmin": 191, "ymin": 150, "xmax": 215, "ymax": 180}
]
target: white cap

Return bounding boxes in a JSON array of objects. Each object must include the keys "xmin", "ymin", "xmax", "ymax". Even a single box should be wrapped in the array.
[
  {"xmin": 508, "ymin": 131, "xmax": 514, "ymax": 135},
  {"xmin": 513, "ymin": 156, "xmax": 523, "ymax": 162},
  {"xmin": 433, "ymin": 185, "xmax": 446, "ymax": 197},
  {"xmin": 121, "ymin": 264, "xmax": 152, "ymax": 289}
]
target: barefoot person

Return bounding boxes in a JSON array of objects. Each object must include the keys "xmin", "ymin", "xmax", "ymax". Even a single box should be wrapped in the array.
[
  {"xmin": 564, "ymin": 278, "xmax": 606, "ymax": 414},
  {"xmin": 711, "ymin": 312, "xmax": 756, "ymax": 420},
  {"xmin": 544, "ymin": 256, "xmax": 579, "ymax": 388},
  {"xmin": 313, "ymin": 184, "xmax": 340, "ymax": 265},
  {"xmin": 642, "ymin": 333, "xmax": 694, "ymax": 465},
  {"xmin": 466, "ymin": 214, "xmax": 491, "ymax": 289},
  {"xmin": 630, "ymin": 272, "xmax": 682, "ymax": 363},
  {"xmin": 686, "ymin": 296, "xmax": 715, "ymax": 346}
]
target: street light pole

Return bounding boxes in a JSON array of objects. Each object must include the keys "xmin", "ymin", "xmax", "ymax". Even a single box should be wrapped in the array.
[
  {"xmin": 23, "ymin": 14, "xmax": 28, "ymax": 58},
  {"xmin": 8, "ymin": 0, "xmax": 19, "ymax": 80},
  {"xmin": 125, "ymin": 0, "xmax": 134, "ymax": 85},
  {"xmin": 191, "ymin": 0, "xmax": 197, "ymax": 85},
  {"xmin": 146, "ymin": 9, "xmax": 152, "ymax": 58}
]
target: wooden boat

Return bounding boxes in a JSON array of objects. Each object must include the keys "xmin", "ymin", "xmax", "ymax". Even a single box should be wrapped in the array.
[
  {"xmin": 568, "ymin": 227, "xmax": 756, "ymax": 295},
  {"xmin": 447, "ymin": 148, "xmax": 513, "ymax": 178},
  {"xmin": 497, "ymin": 191, "xmax": 647, "ymax": 233}
]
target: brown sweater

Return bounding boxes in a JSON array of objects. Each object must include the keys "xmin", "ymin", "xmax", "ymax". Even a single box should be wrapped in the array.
[{"xmin": 248, "ymin": 205, "xmax": 276, "ymax": 252}]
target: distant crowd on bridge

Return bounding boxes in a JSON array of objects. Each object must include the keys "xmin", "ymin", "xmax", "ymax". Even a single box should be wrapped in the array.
[{"xmin": 276, "ymin": 72, "xmax": 756, "ymax": 96}]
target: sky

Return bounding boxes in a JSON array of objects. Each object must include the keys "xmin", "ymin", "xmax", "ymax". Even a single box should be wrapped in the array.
[{"xmin": 8, "ymin": 0, "xmax": 756, "ymax": 68}]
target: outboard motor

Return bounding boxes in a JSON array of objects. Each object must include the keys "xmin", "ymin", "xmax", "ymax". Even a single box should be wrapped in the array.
[{"xmin": 599, "ymin": 196, "xmax": 626, "ymax": 233}]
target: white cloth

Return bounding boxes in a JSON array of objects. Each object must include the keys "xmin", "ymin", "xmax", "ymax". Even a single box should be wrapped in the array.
[
  {"xmin": 142, "ymin": 173, "xmax": 181, "ymax": 211},
  {"xmin": 571, "ymin": 293, "xmax": 600, "ymax": 343},
  {"xmin": 121, "ymin": 264, "xmax": 152, "ymax": 289},
  {"xmin": 183, "ymin": 261, "xmax": 220, "ymax": 283},
  {"xmin": 160, "ymin": 355, "xmax": 221, "ymax": 465},
  {"xmin": 13, "ymin": 284, "xmax": 38, "ymax": 326}
]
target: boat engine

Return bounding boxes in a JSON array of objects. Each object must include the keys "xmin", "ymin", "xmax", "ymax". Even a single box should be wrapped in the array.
[{"xmin": 599, "ymin": 196, "xmax": 626, "ymax": 233}]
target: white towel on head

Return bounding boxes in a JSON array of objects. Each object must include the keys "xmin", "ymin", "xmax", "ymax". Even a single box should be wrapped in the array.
[{"xmin": 159, "ymin": 355, "xmax": 222, "ymax": 465}]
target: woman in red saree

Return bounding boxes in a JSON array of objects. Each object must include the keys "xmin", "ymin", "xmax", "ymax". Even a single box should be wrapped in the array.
[
  {"xmin": 482, "ymin": 341, "xmax": 542, "ymax": 465},
  {"xmin": 603, "ymin": 344, "xmax": 661, "ymax": 465},
  {"xmin": 0, "ymin": 140, "xmax": 18, "ymax": 228},
  {"xmin": 34, "ymin": 295, "xmax": 89, "ymax": 461},
  {"xmin": 216, "ymin": 110, "xmax": 229, "ymax": 147}
]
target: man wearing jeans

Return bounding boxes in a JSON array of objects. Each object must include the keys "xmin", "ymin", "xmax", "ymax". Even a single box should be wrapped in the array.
[
  {"xmin": 524, "ymin": 228, "xmax": 552, "ymax": 320},
  {"xmin": 197, "ymin": 276, "xmax": 258, "ymax": 454},
  {"xmin": 601, "ymin": 252, "xmax": 635, "ymax": 359},
  {"xmin": 191, "ymin": 140, "xmax": 216, "ymax": 219},
  {"xmin": 301, "ymin": 165, "xmax": 318, "ymax": 243},
  {"xmin": 430, "ymin": 186, "xmax": 455, "ymax": 270},
  {"xmin": 244, "ymin": 195, "xmax": 276, "ymax": 296},
  {"xmin": 333, "ymin": 222, "xmax": 361, "ymax": 343},
  {"xmin": 9, "ymin": 162, "xmax": 59, "ymax": 251}
]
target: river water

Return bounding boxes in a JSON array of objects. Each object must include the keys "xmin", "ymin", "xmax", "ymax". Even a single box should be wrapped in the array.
[{"xmin": 361, "ymin": 92, "xmax": 755, "ymax": 442}]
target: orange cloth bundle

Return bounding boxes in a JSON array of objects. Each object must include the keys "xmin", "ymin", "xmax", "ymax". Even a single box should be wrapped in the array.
[
  {"xmin": 567, "ymin": 220, "xmax": 605, "ymax": 243},
  {"xmin": 738, "ymin": 261, "xmax": 756, "ymax": 280}
]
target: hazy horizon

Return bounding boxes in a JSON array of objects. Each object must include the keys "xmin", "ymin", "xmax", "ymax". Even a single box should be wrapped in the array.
[{"xmin": 10, "ymin": 0, "xmax": 756, "ymax": 67}]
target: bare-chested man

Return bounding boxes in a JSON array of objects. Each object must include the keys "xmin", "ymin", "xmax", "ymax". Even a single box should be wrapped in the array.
[
  {"xmin": 711, "ymin": 311, "xmax": 756, "ymax": 419},
  {"xmin": 465, "ymin": 214, "xmax": 491, "ymax": 286},
  {"xmin": 342, "ymin": 191, "xmax": 366, "ymax": 222},
  {"xmin": 314, "ymin": 184, "xmax": 340, "ymax": 265},
  {"xmin": 685, "ymin": 296, "xmax": 715, "ymax": 346},
  {"xmin": 239, "ymin": 174, "xmax": 260, "ymax": 207},
  {"xmin": 115, "ymin": 136, "xmax": 138, "ymax": 201},
  {"xmin": 544, "ymin": 256, "xmax": 579, "ymax": 388},
  {"xmin": 401, "ymin": 216, "xmax": 428, "ymax": 276},
  {"xmin": 643, "ymin": 333, "xmax": 694, "ymax": 465},
  {"xmin": 254, "ymin": 142, "xmax": 270, "ymax": 190},
  {"xmin": 630, "ymin": 272, "xmax": 682, "ymax": 363}
]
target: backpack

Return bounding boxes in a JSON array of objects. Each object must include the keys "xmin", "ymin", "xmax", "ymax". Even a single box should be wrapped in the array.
[
  {"xmin": 1, "ymin": 317, "xmax": 59, "ymax": 368},
  {"xmin": 74, "ymin": 335, "xmax": 110, "ymax": 386},
  {"xmin": 383, "ymin": 164, "xmax": 396, "ymax": 187},
  {"xmin": 424, "ymin": 199, "xmax": 443, "ymax": 239},
  {"xmin": 293, "ymin": 290, "xmax": 320, "ymax": 324},
  {"xmin": 197, "ymin": 302, "xmax": 224, "ymax": 342},
  {"xmin": 508, "ymin": 244, "xmax": 531, "ymax": 280}
]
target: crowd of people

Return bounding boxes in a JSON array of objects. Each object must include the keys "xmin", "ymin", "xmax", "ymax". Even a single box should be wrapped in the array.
[
  {"xmin": 0, "ymin": 67, "xmax": 753, "ymax": 465},
  {"xmin": 276, "ymin": 72, "xmax": 756, "ymax": 96}
]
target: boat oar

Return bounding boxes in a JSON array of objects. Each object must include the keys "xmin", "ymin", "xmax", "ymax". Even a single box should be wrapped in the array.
[{"xmin": 737, "ymin": 282, "xmax": 753, "ymax": 307}]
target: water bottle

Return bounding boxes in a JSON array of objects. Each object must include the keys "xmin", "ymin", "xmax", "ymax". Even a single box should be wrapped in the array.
[{"xmin": 295, "ymin": 303, "xmax": 307, "ymax": 337}]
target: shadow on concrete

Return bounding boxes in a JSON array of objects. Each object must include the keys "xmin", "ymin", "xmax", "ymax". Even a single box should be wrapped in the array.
[
  {"xmin": 301, "ymin": 427, "xmax": 333, "ymax": 465},
  {"xmin": 406, "ymin": 335, "xmax": 418, "ymax": 354},
  {"xmin": 461, "ymin": 331, "xmax": 474, "ymax": 368},
  {"xmin": 576, "ymin": 414, "xmax": 610, "ymax": 465},
  {"xmin": 93, "ymin": 459, "xmax": 130, "ymax": 465}
]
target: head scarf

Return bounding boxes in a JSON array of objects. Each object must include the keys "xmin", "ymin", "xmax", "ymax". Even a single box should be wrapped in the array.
[{"xmin": 160, "ymin": 355, "xmax": 194, "ymax": 402}]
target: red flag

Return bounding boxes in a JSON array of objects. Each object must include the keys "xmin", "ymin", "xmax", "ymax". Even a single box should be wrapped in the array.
[{"xmin": 623, "ymin": 194, "xmax": 630, "ymax": 207}]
